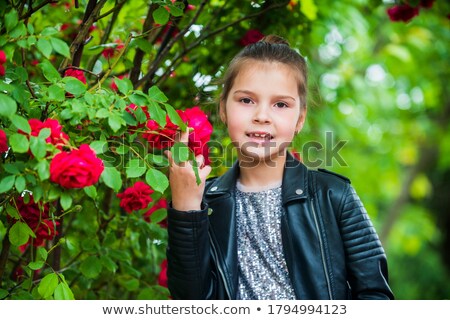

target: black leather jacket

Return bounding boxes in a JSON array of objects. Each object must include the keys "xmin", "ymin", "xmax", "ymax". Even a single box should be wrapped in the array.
[{"xmin": 167, "ymin": 153, "xmax": 394, "ymax": 300}]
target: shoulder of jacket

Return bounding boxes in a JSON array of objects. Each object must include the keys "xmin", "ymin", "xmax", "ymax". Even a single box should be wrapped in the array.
[
  {"xmin": 205, "ymin": 176, "xmax": 219, "ymax": 189},
  {"xmin": 312, "ymin": 168, "xmax": 351, "ymax": 184}
]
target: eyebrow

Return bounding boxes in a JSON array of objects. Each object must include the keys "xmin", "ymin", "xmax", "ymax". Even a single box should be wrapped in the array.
[{"xmin": 233, "ymin": 90, "xmax": 297, "ymax": 102}]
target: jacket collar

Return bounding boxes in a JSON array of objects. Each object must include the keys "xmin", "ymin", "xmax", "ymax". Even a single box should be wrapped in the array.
[{"xmin": 205, "ymin": 152, "xmax": 309, "ymax": 203}]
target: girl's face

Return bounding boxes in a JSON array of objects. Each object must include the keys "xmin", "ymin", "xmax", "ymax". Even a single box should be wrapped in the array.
[{"xmin": 221, "ymin": 60, "xmax": 306, "ymax": 164}]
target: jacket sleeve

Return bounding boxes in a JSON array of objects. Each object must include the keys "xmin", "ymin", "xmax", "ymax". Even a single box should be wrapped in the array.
[
  {"xmin": 338, "ymin": 184, "xmax": 395, "ymax": 300},
  {"xmin": 166, "ymin": 203, "xmax": 215, "ymax": 299}
]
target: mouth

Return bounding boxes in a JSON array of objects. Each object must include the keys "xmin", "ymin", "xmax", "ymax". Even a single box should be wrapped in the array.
[{"xmin": 246, "ymin": 131, "xmax": 274, "ymax": 141}]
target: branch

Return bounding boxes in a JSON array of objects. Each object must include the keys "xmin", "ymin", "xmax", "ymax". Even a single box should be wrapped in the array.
[
  {"xmin": 86, "ymin": 0, "xmax": 128, "ymax": 72},
  {"xmin": 0, "ymin": 225, "xmax": 12, "ymax": 283},
  {"xmin": 135, "ymin": 0, "xmax": 209, "ymax": 89},
  {"xmin": 59, "ymin": 0, "xmax": 108, "ymax": 71},
  {"xmin": 129, "ymin": 3, "xmax": 159, "ymax": 85},
  {"xmin": 149, "ymin": 0, "xmax": 290, "ymax": 87}
]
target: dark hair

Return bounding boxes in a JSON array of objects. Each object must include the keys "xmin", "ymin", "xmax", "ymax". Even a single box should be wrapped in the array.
[{"xmin": 220, "ymin": 35, "xmax": 308, "ymax": 109}]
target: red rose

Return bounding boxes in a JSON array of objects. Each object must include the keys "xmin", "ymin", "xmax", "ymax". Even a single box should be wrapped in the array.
[
  {"xmin": 239, "ymin": 29, "xmax": 264, "ymax": 46},
  {"xmin": 142, "ymin": 111, "xmax": 187, "ymax": 149},
  {"xmin": 0, "ymin": 50, "xmax": 6, "ymax": 64},
  {"xmin": 387, "ymin": 5, "xmax": 419, "ymax": 22},
  {"xmin": 28, "ymin": 118, "xmax": 69, "ymax": 150},
  {"xmin": 50, "ymin": 144, "xmax": 104, "ymax": 188},
  {"xmin": 64, "ymin": 68, "xmax": 87, "ymax": 84},
  {"xmin": 102, "ymin": 39, "xmax": 124, "ymax": 59},
  {"xmin": 117, "ymin": 181, "xmax": 154, "ymax": 213},
  {"xmin": 0, "ymin": 129, "xmax": 8, "ymax": 153},
  {"xmin": 15, "ymin": 196, "xmax": 56, "ymax": 247},
  {"xmin": 184, "ymin": 106, "xmax": 213, "ymax": 164},
  {"xmin": 158, "ymin": 259, "xmax": 168, "ymax": 288},
  {"xmin": 143, "ymin": 198, "xmax": 168, "ymax": 227}
]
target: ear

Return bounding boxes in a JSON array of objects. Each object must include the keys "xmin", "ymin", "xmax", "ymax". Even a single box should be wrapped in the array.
[
  {"xmin": 295, "ymin": 106, "xmax": 307, "ymax": 133},
  {"xmin": 219, "ymin": 100, "xmax": 227, "ymax": 124}
]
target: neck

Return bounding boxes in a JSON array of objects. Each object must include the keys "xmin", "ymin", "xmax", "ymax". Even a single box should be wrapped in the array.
[{"xmin": 238, "ymin": 153, "xmax": 286, "ymax": 188}]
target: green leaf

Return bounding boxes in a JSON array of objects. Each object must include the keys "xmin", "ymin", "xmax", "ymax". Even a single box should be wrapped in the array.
[
  {"xmin": 38, "ymin": 273, "xmax": 59, "ymax": 299},
  {"xmin": 145, "ymin": 168, "xmax": 169, "ymax": 194},
  {"xmin": 37, "ymin": 37, "xmax": 52, "ymax": 59},
  {"xmin": 150, "ymin": 208, "xmax": 167, "ymax": 224},
  {"xmin": 10, "ymin": 22, "xmax": 27, "ymax": 39},
  {"xmin": 165, "ymin": 104, "xmax": 187, "ymax": 130},
  {"xmin": 129, "ymin": 91, "xmax": 148, "ymax": 107},
  {"xmin": 28, "ymin": 261, "xmax": 45, "ymax": 270},
  {"xmin": 101, "ymin": 166, "xmax": 122, "ymax": 191},
  {"xmin": 60, "ymin": 192, "xmax": 73, "ymax": 211},
  {"xmin": 153, "ymin": 7, "xmax": 170, "ymax": 25},
  {"xmin": 5, "ymin": 9, "xmax": 19, "ymax": 33},
  {"xmin": 9, "ymin": 133, "xmax": 29, "ymax": 153},
  {"xmin": 0, "ymin": 289, "xmax": 9, "ymax": 299},
  {"xmin": 171, "ymin": 142, "xmax": 190, "ymax": 163},
  {"xmin": 126, "ymin": 159, "xmax": 147, "ymax": 178},
  {"xmin": 95, "ymin": 108, "xmax": 110, "ymax": 118},
  {"xmin": 300, "ymin": 0, "xmax": 318, "ymax": 20},
  {"xmin": 38, "ymin": 128, "xmax": 51, "ymax": 140},
  {"xmin": 29, "ymin": 136, "xmax": 47, "ymax": 159},
  {"xmin": 148, "ymin": 102, "xmax": 166, "ymax": 127},
  {"xmin": 90, "ymin": 140, "xmax": 107, "ymax": 154},
  {"xmin": 41, "ymin": 26, "xmax": 59, "ymax": 36},
  {"xmin": 133, "ymin": 38, "xmax": 154, "ymax": 54},
  {"xmin": 14, "ymin": 176, "xmax": 26, "ymax": 193},
  {"xmin": 50, "ymin": 37, "xmax": 70, "ymax": 58},
  {"xmin": 100, "ymin": 255, "xmax": 118, "ymax": 273},
  {"xmin": 54, "ymin": 282, "xmax": 75, "ymax": 300},
  {"xmin": 10, "ymin": 114, "xmax": 31, "ymax": 134},
  {"xmin": 188, "ymin": 0, "xmax": 201, "ymax": 5},
  {"xmin": 39, "ymin": 60, "xmax": 61, "ymax": 83},
  {"xmin": 48, "ymin": 84, "xmax": 65, "ymax": 101},
  {"xmin": 190, "ymin": 152, "xmax": 201, "ymax": 186},
  {"xmin": 36, "ymin": 160, "xmax": 50, "ymax": 181},
  {"xmin": 80, "ymin": 256, "xmax": 103, "ymax": 279},
  {"xmin": 0, "ymin": 175, "xmax": 15, "ymax": 194},
  {"xmin": 114, "ymin": 77, "xmax": 133, "ymax": 95},
  {"xmin": 48, "ymin": 185, "xmax": 61, "ymax": 201},
  {"xmin": 9, "ymin": 221, "xmax": 35, "ymax": 247},
  {"xmin": 108, "ymin": 113, "xmax": 125, "ymax": 132},
  {"xmin": 0, "ymin": 93, "xmax": 18, "ymax": 119},
  {"xmin": 84, "ymin": 186, "xmax": 97, "ymax": 199},
  {"xmin": 167, "ymin": 4, "xmax": 184, "ymax": 17},
  {"xmin": 148, "ymin": 86, "xmax": 168, "ymax": 103},
  {"xmin": 37, "ymin": 247, "xmax": 48, "ymax": 262},
  {"xmin": 64, "ymin": 77, "xmax": 87, "ymax": 96},
  {"xmin": 6, "ymin": 203, "xmax": 20, "ymax": 219}
]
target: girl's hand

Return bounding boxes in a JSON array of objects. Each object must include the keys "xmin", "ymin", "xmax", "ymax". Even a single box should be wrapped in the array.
[{"xmin": 164, "ymin": 129, "xmax": 212, "ymax": 211}]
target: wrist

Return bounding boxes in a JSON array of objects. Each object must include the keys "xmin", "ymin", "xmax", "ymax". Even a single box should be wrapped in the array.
[{"xmin": 171, "ymin": 199, "xmax": 202, "ymax": 211}]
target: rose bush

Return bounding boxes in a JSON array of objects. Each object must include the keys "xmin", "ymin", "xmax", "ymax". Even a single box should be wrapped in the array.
[{"xmin": 0, "ymin": 0, "xmax": 318, "ymax": 300}]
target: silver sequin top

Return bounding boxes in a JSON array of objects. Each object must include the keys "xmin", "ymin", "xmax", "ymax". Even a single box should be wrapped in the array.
[{"xmin": 235, "ymin": 181, "xmax": 296, "ymax": 300}]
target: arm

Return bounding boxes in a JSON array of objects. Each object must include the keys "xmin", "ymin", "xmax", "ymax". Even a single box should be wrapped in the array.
[
  {"xmin": 338, "ymin": 184, "xmax": 395, "ymax": 300},
  {"xmin": 167, "ymin": 203, "xmax": 215, "ymax": 299},
  {"xmin": 164, "ymin": 129, "xmax": 213, "ymax": 299}
]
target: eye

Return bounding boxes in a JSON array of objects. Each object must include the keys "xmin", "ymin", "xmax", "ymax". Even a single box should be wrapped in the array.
[
  {"xmin": 240, "ymin": 98, "xmax": 253, "ymax": 104},
  {"xmin": 274, "ymin": 101, "xmax": 288, "ymax": 108}
]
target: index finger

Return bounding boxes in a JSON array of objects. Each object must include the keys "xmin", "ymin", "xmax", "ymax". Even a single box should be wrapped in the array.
[{"xmin": 175, "ymin": 127, "xmax": 190, "ymax": 145}]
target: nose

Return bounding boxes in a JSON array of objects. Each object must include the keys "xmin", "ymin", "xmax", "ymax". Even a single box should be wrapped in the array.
[{"xmin": 252, "ymin": 105, "xmax": 271, "ymax": 124}]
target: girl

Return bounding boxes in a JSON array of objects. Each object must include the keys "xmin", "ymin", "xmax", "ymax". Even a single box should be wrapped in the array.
[{"xmin": 164, "ymin": 35, "xmax": 394, "ymax": 300}]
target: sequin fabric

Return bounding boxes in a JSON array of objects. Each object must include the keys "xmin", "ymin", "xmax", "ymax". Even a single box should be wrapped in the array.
[{"xmin": 235, "ymin": 184, "xmax": 296, "ymax": 300}]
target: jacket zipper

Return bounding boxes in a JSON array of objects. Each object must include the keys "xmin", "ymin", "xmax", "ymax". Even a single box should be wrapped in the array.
[
  {"xmin": 209, "ymin": 233, "xmax": 232, "ymax": 299},
  {"xmin": 310, "ymin": 198, "xmax": 334, "ymax": 299}
]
